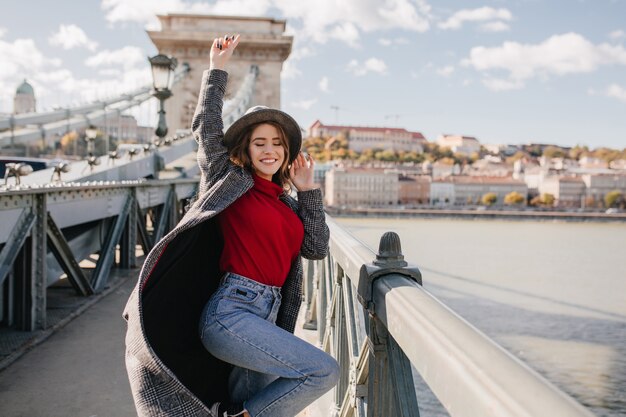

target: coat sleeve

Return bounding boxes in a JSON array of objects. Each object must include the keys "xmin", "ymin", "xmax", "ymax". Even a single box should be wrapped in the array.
[
  {"xmin": 296, "ymin": 188, "xmax": 329, "ymax": 260},
  {"xmin": 191, "ymin": 69, "xmax": 231, "ymax": 195}
]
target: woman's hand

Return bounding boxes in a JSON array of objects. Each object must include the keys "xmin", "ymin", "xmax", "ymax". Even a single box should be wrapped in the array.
[
  {"xmin": 290, "ymin": 152, "xmax": 319, "ymax": 192},
  {"xmin": 209, "ymin": 34, "xmax": 240, "ymax": 71}
]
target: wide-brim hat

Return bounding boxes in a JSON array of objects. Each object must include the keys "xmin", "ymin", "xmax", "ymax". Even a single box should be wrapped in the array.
[{"xmin": 224, "ymin": 105, "xmax": 302, "ymax": 163}]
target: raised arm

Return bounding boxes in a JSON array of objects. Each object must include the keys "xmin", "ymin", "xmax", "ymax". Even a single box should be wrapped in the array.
[
  {"xmin": 290, "ymin": 153, "xmax": 329, "ymax": 259},
  {"xmin": 191, "ymin": 35, "xmax": 240, "ymax": 194}
]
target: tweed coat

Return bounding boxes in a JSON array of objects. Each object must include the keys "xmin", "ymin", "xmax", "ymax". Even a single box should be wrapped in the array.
[{"xmin": 123, "ymin": 69, "xmax": 329, "ymax": 416}]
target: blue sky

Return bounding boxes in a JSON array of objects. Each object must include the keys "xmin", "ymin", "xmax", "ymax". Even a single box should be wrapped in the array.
[{"xmin": 1, "ymin": 0, "xmax": 625, "ymax": 149}]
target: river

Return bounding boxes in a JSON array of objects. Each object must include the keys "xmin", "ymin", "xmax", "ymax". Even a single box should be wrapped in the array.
[{"xmin": 336, "ymin": 217, "xmax": 626, "ymax": 417}]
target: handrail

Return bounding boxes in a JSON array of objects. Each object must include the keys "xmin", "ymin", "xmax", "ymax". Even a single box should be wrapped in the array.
[
  {"xmin": 302, "ymin": 216, "xmax": 595, "ymax": 417},
  {"xmin": 0, "ymin": 66, "xmax": 190, "ymax": 147}
]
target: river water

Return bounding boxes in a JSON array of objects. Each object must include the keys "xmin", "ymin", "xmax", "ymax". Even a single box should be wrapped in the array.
[{"xmin": 336, "ymin": 217, "xmax": 626, "ymax": 417}]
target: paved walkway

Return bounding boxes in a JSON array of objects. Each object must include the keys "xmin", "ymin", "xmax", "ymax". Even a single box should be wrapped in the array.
[
  {"xmin": 0, "ymin": 273, "xmax": 331, "ymax": 417},
  {"xmin": 0, "ymin": 275, "xmax": 136, "ymax": 417}
]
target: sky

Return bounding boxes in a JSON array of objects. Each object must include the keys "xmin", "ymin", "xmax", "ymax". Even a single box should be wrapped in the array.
[{"xmin": 1, "ymin": 0, "xmax": 625, "ymax": 149}]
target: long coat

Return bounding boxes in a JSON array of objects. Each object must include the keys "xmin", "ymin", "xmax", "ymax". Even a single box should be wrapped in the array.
[{"xmin": 123, "ymin": 69, "xmax": 329, "ymax": 416}]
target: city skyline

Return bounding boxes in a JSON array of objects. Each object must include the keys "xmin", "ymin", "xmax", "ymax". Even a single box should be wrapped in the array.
[{"xmin": 1, "ymin": 0, "xmax": 625, "ymax": 149}]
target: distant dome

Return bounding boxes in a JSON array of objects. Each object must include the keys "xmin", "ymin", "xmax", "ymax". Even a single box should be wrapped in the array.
[{"xmin": 16, "ymin": 79, "xmax": 34, "ymax": 96}]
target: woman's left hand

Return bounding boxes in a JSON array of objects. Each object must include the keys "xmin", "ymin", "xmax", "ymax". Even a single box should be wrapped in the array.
[{"xmin": 290, "ymin": 152, "xmax": 318, "ymax": 191}]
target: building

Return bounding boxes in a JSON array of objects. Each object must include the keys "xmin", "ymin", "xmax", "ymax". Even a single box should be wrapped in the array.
[
  {"xmin": 436, "ymin": 134, "xmax": 480, "ymax": 155},
  {"xmin": 308, "ymin": 120, "xmax": 426, "ymax": 153},
  {"xmin": 325, "ymin": 167, "xmax": 399, "ymax": 207},
  {"xmin": 14, "ymin": 79, "xmax": 36, "ymax": 114},
  {"xmin": 468, "ymin": 157, "xmax": 512, "ymax": 177},
  {"xmin": 148, "ymin": 14, "xmax": 293, "ymax": 133},
  {"xmin": 582, "ymin": 174, "xmax": 626, "ymax": 202},
  {"xmin": 538, "ymin": 176, "xmax": 586, "ymax": 207},
  {"xmin": 398, "ymin": 174, "xmax": 431, "ymax": 206},
  {"xmin": 430, "ymin": 176, "xmax": 528, "ymax": 207},
  {"xmin": 430, "ymin": 160, "xmax": 459, "ymax": 178}
]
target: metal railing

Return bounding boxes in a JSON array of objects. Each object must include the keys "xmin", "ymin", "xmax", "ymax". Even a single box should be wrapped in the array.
[
  {"xmin": 302, "ymin": 216, "xmax": 595, "ymax": 417},
  {"xmin": 0, "ymin": 179, "xmax": 197, "ymax": 331},
  {"xmin": 0, "ymin": 66, "xmax": 191, "ymax": 147}
]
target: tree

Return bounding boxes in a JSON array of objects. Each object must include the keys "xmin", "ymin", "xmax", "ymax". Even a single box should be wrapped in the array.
[
  {"xmin": 543, "ymin": 145, "xmax": 566, "ymax": 158},
  {"xmin": 505, "ymin": 151, "xmax": 526, "ymax": 164},
  {"xmin": 541, "ymin": 193, "xmax": 555, "ymax": 207},
  {"xmin": 481, "ymin": 192, "xmax": 497, "ymax": 206},
  {"xmin": 504, "ymin": 191, "xmax": 525, "ymax": 205},
  {"xmin": 604, "ymin": 190, "xmax": 624, "ymax": 208}
]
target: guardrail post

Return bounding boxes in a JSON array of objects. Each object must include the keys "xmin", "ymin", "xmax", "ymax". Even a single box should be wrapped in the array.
[
  {"xmin": 120, "ymin": 190, "xmax": 138, "ymax": 269},
  {"xmin": 360, "ymin": 232, "xmax": 421, "ymax": 417},
  {"xmin": 13, "ymin": 194, "xmax": 47, "ymax": 331}
]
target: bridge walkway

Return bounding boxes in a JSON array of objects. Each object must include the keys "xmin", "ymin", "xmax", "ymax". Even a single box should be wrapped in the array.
[{"xmin": 0, "ymin": 265, "xmax": 327, "ymax": 417}]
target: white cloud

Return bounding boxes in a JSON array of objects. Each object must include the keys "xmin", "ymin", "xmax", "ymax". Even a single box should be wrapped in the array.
[
  {"xmin": 347, "ymin": 57, "xmax": 388, "ymax": 76},
  {"xmin": 378, "ymin": 37, "xmax": 410, "ymax": 46},
  {"xmin": 101, "ymin": 0, "xmax": 211, "ymax": 28},
  {"xmin": 0, "ymin": 37, "xmax": 61, "ymax": 86},
  {"xmin": 319, "ymin": 76, "xmax": 330, "ymax": 93},
  {"xmin": 281, "ymin": 60, "xmax": 302, "ymax": 79},
  {"xmin": 462, "ymin": 32, "xmax": 626, "ymax": 90},
  {"xmin": 437, "ymin": 65, "xmax": 455, "ymax": 77},
  {"xmin": 291, "ymin": 98, "xmax": 317, "ymax": 109},
  {"xmin": 609, "ymin": 29, "xmax": 625, "ymax": 40},
  {"xmin": 481, "ymin": 77, "xmax": 523, "ymax": 91},
  {"xmin": 605, "ymin": 84, "xmax": 626, "ymax": 102},
  {"xmin": 49, "ymin": 24, "xmax": 98, "ymax": 51},
  {"xmin": 439, "ymin": 7, "xmax": 512, "ymax": 31},
  {"xmin": 85, "ymin": 46, "xmax": 145, "ymax": 70},
  {"xmin": 0, "ymin": 34, "xmax": 152, "ymax": 114},
  {"xmin": 102, "ymin": 0, "xmax": 432, "ymax": 48},
  {"xmin": 480, "ymin": 21, "xmax": 510, "ymax": 32},
  {"xmin": 329, "ymin": 22, "xmax": 361, "ymax": 48}
]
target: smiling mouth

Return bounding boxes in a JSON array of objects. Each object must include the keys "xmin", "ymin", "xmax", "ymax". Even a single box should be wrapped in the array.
[{"xmin": 260, "ymin": 158, "xmax": 278, "ymax": 164}]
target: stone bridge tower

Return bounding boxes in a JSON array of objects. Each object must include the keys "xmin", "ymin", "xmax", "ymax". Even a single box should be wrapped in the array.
[{"xmin": 148, "ymin": 14, "xmax": 293, "ymax": 133}]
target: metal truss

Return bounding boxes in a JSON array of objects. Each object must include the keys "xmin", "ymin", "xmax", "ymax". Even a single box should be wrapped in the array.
[{"xmin": 0, "ymin": 179, "xmax": 197, "ymax": 331}]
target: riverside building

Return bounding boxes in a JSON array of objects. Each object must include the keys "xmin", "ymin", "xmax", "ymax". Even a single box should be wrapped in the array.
[
  {"xmin": 436, "ymin": 134, "xmax": 481, "ymax": 156},
  {"xmin": 308, "ymin": 120, "xmax": 426, "ymax": 153},
  {"xmin": 325, "ymin": 167, "xmax": 399, "ymax": 207},
  {"xmin": 430, "ymin": 176, "xmax": 528, "ymax": 207}
]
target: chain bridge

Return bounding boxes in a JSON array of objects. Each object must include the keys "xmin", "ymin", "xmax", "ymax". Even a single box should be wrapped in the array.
[{"xmin": 0, "ymin": 14, "xmax": 596, "ymax": 417}]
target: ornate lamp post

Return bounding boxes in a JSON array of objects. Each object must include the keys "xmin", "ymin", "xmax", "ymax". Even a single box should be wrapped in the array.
[
  {"xmin": 149, "ymin": 54, "xmax": 177, "ymax": 140},
  {"xmin": 85, "ymin": 125, "xmax": 98, "ymax": 155}
]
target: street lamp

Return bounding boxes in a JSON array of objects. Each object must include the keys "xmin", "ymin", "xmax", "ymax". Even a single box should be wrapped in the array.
[
  {"xmin": 85, "ymin": 125, "xmax": 98, "ymax": 155},
  {"xmin": 149, "ymin": 54, "xmax": 177, "ymax": 139}
]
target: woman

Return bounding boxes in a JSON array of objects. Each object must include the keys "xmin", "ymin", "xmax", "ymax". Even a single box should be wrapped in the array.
[{"xmin": 124, "ymin": 34, "xmax": 338, "ymax": 417}]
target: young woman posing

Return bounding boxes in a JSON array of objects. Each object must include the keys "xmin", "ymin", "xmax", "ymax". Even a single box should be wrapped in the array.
[{"xmin": 124, "ymin": 35, "xmax": 339, "ymax": 417}]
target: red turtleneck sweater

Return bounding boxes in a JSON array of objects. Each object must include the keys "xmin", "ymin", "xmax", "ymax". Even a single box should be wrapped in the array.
[{"xmin": 217, "ymin": 175, "xmax": 305, "ymax": 287}]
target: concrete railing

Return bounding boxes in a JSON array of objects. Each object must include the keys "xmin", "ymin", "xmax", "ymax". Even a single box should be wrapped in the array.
[{"xmin": 302, "ymin": 216, "xmax": 595, "ymax": 417}]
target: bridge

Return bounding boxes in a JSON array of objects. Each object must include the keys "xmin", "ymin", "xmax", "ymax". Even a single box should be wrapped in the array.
[{"xmin": 0, "ymin": 14, "xmax": 597, "ymax": 417}]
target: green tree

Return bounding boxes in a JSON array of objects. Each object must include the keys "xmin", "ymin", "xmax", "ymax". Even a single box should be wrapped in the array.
[
  {"xmin": 505, "ymin": 151, "xmax": 526, "ymax": 164},
  {"xmin": 481, "ymin": 192, "xmax": 497, "ymax": 206},
  {"xmin": 543, "ymin": 145, "xmax": 566, "ymax": 158},
  {"xmin": 604, "ymin": 190, "xmax": 624, "ymax": 208},
  {"xmin": 541, "ymin": 193, "xmax": 555, "ymax": 207},
  {"xmin": 504, "ymin": 191, "xmax": 526, "ymax": 205},
  {"xmin": 569, "ymin": 145, "xmax": 589, "ymax": 160}
]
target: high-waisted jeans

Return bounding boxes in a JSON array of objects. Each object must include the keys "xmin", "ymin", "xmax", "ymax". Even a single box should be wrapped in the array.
[{"xmin": 199, "ymin": 272, "xmax": 339, "ymax": 417}]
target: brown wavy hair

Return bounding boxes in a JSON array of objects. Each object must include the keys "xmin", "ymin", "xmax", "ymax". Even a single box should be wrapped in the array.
[{"xmin": 229, "ymin": 121, "xmax": 291, "ymax": 190}]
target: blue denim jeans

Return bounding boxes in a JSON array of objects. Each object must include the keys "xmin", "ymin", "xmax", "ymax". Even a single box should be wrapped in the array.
[{"xmin": 199, "ymin": 273, "xmax": 339, "ymax": 417}]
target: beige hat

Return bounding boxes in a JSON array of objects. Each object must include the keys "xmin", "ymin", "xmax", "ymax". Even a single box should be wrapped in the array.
[{"xmin": 223, "ymin": 105, "xmax": 302, "ymax": 163}]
